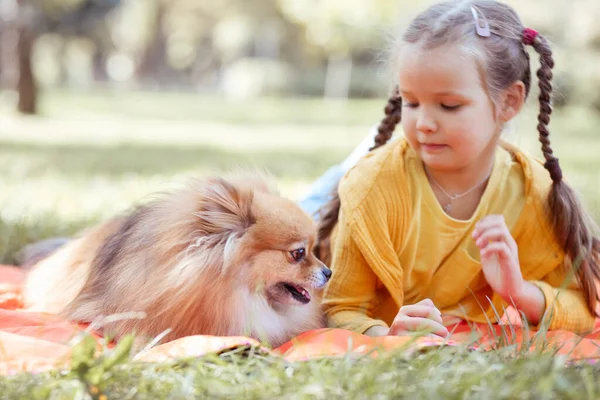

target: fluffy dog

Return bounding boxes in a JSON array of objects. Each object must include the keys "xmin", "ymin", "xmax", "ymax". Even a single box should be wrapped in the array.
[{"xmin": 23, "ymin": 174, "xmax": 331, "ymax": 348}]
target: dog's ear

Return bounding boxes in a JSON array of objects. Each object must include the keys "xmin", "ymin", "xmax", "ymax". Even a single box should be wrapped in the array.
[
  {"xmin": 194, "ymin": 177, "xmax": 255, "ymax": 236},
  {"xmin": 225, "ymin": 169, "xmax": 277, "ymax": 195}
]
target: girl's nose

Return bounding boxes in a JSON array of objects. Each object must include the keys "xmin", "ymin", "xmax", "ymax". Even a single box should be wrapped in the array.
[{"xmin": 416, "ymin": 109, "xmax": 437, "ymax": 133}]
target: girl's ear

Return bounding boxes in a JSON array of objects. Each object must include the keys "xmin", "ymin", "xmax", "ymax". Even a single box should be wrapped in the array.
[{"xmin": 499, "ymin": 81, "xmax": 526, "ymax": 123}]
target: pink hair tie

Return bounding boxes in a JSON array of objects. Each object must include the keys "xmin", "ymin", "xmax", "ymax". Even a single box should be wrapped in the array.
[{"xmin": 522, "ymin": 28, "xmax": 539, "ymax": 45}]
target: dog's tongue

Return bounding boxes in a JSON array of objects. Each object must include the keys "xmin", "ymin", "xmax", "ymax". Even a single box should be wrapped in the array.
[{"xmin": 292, "ymin": 284, "xmax": 310, "ymax": 301}]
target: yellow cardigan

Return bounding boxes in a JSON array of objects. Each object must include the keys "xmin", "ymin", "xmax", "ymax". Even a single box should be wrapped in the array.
[{"xmin": 322, "ymin": 138, "xmax": 595, "ymax": 334}]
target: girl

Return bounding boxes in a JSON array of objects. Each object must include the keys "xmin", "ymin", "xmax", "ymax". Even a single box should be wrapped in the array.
[{"xmin": 312, "ymin": 0, "xmax": 600, "ymax": 337}]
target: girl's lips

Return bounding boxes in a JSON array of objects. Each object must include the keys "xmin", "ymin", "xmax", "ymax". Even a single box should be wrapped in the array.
[{"xmin": 421, "ymin": 143, "xmax": 447, "ymax": 152}]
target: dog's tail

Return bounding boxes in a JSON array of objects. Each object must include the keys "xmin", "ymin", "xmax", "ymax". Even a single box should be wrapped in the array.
[{"xmin": 17, "ymin": 237, "xmax": 72, "ymax": 268}]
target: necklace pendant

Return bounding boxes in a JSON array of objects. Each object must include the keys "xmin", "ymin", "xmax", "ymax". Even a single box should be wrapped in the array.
[{"xmin": 443, "ymin": 203, "xmax": 452, "ymax": 213}]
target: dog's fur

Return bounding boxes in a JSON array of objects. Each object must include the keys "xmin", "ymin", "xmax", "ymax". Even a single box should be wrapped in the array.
[{"xmin": 23, "ymin": 174, "xmax": 331, "ymax": 348}]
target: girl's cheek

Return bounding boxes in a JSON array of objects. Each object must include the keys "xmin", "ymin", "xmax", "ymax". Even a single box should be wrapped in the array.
[{"xmin": 401, "ymin": 120, "xmax": 415, "ymax": 137}]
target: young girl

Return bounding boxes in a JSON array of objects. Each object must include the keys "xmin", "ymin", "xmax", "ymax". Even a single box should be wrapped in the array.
[{"xmin": 312, "ymin": 0, "xmax": 600, "ymax": 338}]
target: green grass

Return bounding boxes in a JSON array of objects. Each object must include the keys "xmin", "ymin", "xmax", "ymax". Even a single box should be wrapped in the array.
[
  {"xmin": 1, "ymin": 88, "xmax": 385, "ymax": 126},
  {"xmin": 1, "ymin": 331, "xmax": 599, "ymax": 399},
  {"xmin": 0, "ymin": 89, "xmax": 599, "ymax": 397}
]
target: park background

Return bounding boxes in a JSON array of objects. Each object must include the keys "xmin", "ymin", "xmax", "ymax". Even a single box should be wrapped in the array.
[{"xmin": 0, "ymin": 0, "xmax": 599, "ymax": 265}]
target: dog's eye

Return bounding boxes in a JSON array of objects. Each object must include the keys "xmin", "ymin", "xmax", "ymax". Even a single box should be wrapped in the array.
[{"xmin": 290, "ymin": 248, "xmax": 306, "ymax": 262}]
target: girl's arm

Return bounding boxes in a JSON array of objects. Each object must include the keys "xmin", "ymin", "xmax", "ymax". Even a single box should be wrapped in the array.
[
  {"xmin": 519, "ymin": 222, "xmax": 596, "ymax": 332},
  {"xmin": 512, "ymin": 281, "xmax": 546, "ymax": 325},
  {"xmin": 527, "ymin": 267, "xmax": 596, "ymax": 333},
  {"xmin": 474, "ymin": 215, "xmax": 595, "ymax": 332},
  {"xmin": 322, "ymin": 139, "xmax": 411, "ymax": 335},
  {"xmin": 322, "ymin": 210, "xmax": 391, "ymax": 334}
]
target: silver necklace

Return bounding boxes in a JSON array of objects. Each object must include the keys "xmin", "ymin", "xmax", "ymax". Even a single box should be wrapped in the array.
[{"xmin": 425, "ymin": 166, "xmax": 493, "ymax": 213}]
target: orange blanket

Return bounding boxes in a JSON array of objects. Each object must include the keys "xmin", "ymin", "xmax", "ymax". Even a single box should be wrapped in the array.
[{"xmin": 2, "ymin": 264, "xmax": 600, "ymax": 374}]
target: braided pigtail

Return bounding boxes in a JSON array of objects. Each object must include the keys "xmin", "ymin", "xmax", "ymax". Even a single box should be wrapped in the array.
[
  {"xmin": 528, "ymin": 32, "xmax": 600, "ymax": 315},
  {"xmin": 314, "ymin": 90, "xmax": 402, "ymax": 265}
]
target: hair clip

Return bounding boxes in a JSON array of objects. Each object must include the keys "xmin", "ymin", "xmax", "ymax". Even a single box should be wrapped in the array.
[{"xmin": 471, "ymin": 6, "xmax": 490, "ymax": 37}]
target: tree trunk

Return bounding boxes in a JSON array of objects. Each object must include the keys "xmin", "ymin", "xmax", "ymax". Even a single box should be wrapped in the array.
[
  {"xmin": 16, "ymin": 1, "xmax": 37, "ymax": 115},
  {"xmin": 92, "ymin": 48, "xmax": 109, "ymax": 82},
  {"xmin": 16, "ymin": 23, "xmax": 37, "ymax": 114},
  {"xmin": 137, "ymin": 0, "xmax": 170, "ymax": 87}
]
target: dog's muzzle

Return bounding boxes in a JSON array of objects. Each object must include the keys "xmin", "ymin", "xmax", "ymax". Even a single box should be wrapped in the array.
[{"xmin": 310, "ymin": 265, "xmax": 332, "ymax": 289}]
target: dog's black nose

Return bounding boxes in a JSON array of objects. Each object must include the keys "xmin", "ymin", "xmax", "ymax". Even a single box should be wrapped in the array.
[{"xmin": 322, "ymin": 266, "xmax": 332, "ymax": 280}]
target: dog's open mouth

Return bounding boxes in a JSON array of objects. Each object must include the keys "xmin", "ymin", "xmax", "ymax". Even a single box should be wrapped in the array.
[{"xmin": 282, "ymin": 282, "xmax": 311, "ymax": 304}]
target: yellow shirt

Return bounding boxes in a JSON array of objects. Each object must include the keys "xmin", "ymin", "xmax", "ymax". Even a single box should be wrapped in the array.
[{"xmin": 323, "ymin": 138, "xmax": 595, "ymax": 334}]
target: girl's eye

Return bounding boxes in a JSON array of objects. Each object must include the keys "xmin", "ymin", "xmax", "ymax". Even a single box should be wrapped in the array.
[
  {"xmin": 442, "ymin": 104, "xmax": 461, "ymax": 111},
  {"xmin": 403, "ymin": 102, "xmax": 419, "ymax": 108},
  {"xmin": 290, "ymin": 248, "xmax": 306, "ymax": 262}
]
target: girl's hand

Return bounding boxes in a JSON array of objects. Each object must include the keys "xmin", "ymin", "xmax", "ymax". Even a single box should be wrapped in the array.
[
  {"xmin": 472, "ymin": 215, "xmax": 524, "ymax": 302},
  {"xmin": 388, "ymin": 298, "xmax": 449, "ymax": 338}
]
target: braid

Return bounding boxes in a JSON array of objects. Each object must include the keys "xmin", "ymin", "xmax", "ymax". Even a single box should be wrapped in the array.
[
  {"xmin": 529, "ymin": 34, "xmax": 600, "ymax": 316},
  {"xmin": 521, "ymin": 50, "xmax": 532, "ymax": 98},
  {"xmin": 531, "ymin": 36, "xmax": 562, "ymax": 182},
  {"xmin": 373, "ymin": 89, "xmax": 402, "ymax": 150},
  {"xmin": 314, "ymin": 89, "xmax": 402, "ymax": 265}
]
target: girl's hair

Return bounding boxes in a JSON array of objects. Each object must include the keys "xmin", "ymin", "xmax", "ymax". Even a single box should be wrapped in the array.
[{"xmin": 315, "ymin": 0, "xmax": 600, "ymax": 315}]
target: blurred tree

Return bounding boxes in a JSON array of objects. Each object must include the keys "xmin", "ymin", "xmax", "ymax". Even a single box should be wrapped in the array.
[
  {"xmin": 0, "ymin": 0, "xmax": 38, "ymax": 113},
  {"xmin": 2, "ymin": 0, "xmax": 599, "ymax": 105},
  {"xmin": 16, "ymin": 1, "xmax": 37, "ymax": 113},
  {"xmin": 0, "ymin": 0, "xmax": 120, "ymax": 114},
  {"xmin": 134, "ymin": 0, "xmax": 307, "ymax": 94},
  {"xmin": 276, "ymin": 0, "xmax": 403, "ymax": 99},
  {"xmin": 137, "ymin": 0, "xmax": 169, "ymax": 87}
]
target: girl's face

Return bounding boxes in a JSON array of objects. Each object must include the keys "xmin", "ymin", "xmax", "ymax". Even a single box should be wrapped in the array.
[{"xmin": 398, "ymin": 42, "xmax": 501, "ymax": 172}]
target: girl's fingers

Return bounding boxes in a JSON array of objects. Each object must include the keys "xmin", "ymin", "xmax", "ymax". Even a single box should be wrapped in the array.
[
  {"xmin": 473, "ymin": 218, "xmax": 517, "ymax": 254},
  {"xmin": 397, "ymin": 305, "xmax": 443, "ymax": 324},
  {"xmin": 481, "ymin": 241, "xmax": 512, "ymax": 262},
  {"xmin": 474, "ymin": 228, "xmax": 506, "ymax": 248},
  {"xmin": 475, "ymin": 229, "xmax": 517, "ymax": 253},
  {"xmin": 389, "ymin": 317, "xmax": 449, "ymax": 337},
  {"xmin": 472, "ymin": 215, "xmax": 506, "ymax": 238},
  {"xmin": 415, "ymin": 298, "xmax": 435, "ymax": 307}
]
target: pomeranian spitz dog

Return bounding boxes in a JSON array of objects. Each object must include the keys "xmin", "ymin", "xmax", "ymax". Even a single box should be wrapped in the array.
[{"xmin": 22, "ymin": 174, "xmax": 331, "ymax": 348}]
